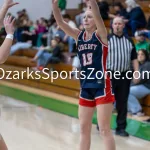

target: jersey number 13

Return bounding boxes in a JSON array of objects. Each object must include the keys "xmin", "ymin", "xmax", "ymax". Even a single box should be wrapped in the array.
[{"xmin": 82, "ymin": 53, "xmax": 93, "ymax": 66}]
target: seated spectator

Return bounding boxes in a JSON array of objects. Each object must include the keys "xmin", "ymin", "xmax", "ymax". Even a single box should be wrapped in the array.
[
  {"xmin": 54, "ymin": 34, "xmax": 64, "ymax": 51},
  {"xmin": 128, "ymin": 50, "xmax": 150, "ymax": 116},
  {"xmin": 136, "ymin": 29, "xmax": 150, "ymax": 40},
  {"xmin": 15, "ymin": 9, "xmax": 29, "ymax": 41},
  {"xmin": 125, "ymin": 0, "xmax": 147, "ymax": 36},
  {"xmin": 110, "ymin": 2, "xmax": 128, "ymax": 19},
  {"xmin": 147, "ymin": 17, "xmax": 150, "ymax": 30},
  {"xmin": 21, "ymin": 9, "xmax": 29, "ymax": 20},
  {"xmin": 36, "ymin": 18, "xmax": 48, "ymax": 47},
  {"xmin": 10, "ymin": 20, "xmax": 34, "ymax": 55},
  {"xmin": 31, "ymin": 39, "xmax": 62, "ymax": 70},
  {"xmin": 15, "ymin": 18, "xmax": 29, "ymax": 42},
  {"xmin": 21, "ymin": 20, "xmax": 37, "ymax": 46},
  {"xmin": 109, "ymin": 2, "xmax": 128, "ymax": 34},
  {"xmin": 42, "ymin": 21, "xmax": 58, "ymax": 47},
  {"xmin": 10, "ymin": 41, "xmax": 32, "ymax": 55},
  {"xmin": 134, "ymin": 31, "xmax": 150, "ymax": 54},
  {"xmin": 97, "ymin": 0, "xmax": 109, "ymax": 20}
]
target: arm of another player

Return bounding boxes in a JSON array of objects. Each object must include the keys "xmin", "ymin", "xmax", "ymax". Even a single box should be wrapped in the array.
[
  {"xmin": 52, "ymin": 0, "xmax": 80, "ymax": 41},
  {"xmin": 86, "ymin": 0, "xmax": 108, "ymax": 45},
  {"xmin": 0, "ymin": 0, "xmax": 19, "ymax": 29},
  {"xmin": 0, "ymin": 16, "xmax": 16, "ymax": 64}
]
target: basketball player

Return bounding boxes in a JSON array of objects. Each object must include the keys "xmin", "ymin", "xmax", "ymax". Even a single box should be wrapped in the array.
[
  {"xmin": 0, "ymin": 0, "xmax": 18, "ymax": 149},
  {"xmin": 52, "ymin": 0, "xmax": 116, "ymax": 150}
]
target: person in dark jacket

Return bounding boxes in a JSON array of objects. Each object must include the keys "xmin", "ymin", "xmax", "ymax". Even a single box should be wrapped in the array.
[
  {"xmin": 113, "ymin": 2, "xmax": 128, "ymax": 19},
  {"xmin": 97, "ymin": 0, "xmax": 109, "ymax": 20},
  {"xmin": 147, "ymin": 17, "xmax": 150, "ymax": 30},
  {"xmin": 125, "ymin": 0, "xmax": 147, "ymax": 36},
  {"xmin": 128, "ymin": 49, "xmax": 150, "ymax": 115}
]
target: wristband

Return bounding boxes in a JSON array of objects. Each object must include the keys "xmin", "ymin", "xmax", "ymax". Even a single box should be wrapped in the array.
[{"xmin": 6, "ymin": 34, "xmax": 14, "ymax": 40}]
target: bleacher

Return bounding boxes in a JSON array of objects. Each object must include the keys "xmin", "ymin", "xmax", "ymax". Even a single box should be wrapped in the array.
[{"xmin": 0, "ymin": 0, "xmax": 150, "ymax": 116}]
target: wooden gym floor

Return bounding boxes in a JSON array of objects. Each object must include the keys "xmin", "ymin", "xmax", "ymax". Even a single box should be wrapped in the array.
[{"xmin": 0, "ymin": 95, "xmax": 149, "ymax": 150}]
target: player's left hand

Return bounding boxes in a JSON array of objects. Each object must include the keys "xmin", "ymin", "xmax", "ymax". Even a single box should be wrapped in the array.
[
  {"xmin": 3, "ymin": 0, "xmax": 19, "ymax": 9},
  {"xmin": 4, "ymin": 15, "xmax": 16, "ymax": 34}
]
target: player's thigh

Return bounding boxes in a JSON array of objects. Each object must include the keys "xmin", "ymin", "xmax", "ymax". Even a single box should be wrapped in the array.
[
  {"xmin": 78, "ymin": 105, "xmax": 95, "ymax": 132},
  {"xmin": 96, "ymin": 103, "xmax": 113, "ymax": 128},
  {"xmin": 79, "ymin": 88, "xmax": 96, "ymax": 129}
]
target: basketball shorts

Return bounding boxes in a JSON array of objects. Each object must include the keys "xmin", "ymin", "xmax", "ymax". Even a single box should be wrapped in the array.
[{"xmin": 79, "ymin": 87, "xmax": 115, "ymax": 107}]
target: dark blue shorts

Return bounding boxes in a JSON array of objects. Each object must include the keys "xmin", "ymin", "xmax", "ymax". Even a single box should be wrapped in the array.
[{"xmin": 79, "ymin": 87, "xmax": 115, "ymax": 107}]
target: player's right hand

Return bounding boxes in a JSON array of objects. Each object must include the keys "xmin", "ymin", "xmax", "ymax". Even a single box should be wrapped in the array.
[{"xmin": 4, "ymin": 16, "xmax": 16, "ymax": 34}]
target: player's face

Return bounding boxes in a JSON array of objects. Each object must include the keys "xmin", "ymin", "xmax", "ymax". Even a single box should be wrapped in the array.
[
  {"xmin": 83, "ymin": 10, "xmax": 96, "ymax": 30},
  {"xmin": 138, "ymin": 50, "xmax": 146, "ymax": 63},
  {"xmin": 112, "ymin": 18, "xmax": 125, "ymax": 33}
]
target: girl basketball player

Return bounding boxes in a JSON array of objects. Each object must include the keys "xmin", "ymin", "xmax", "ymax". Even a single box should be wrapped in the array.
[
  {"xmin": 52, "ymin": 0, "xmax": 116, "ymax": 150},
  {"xmin": 0, "ymin": 0, "xmax": 18, "ymax": 149}
]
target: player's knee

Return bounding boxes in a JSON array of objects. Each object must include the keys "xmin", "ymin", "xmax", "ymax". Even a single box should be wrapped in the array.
[
  {"xmin": 99, "ymin": 128, "xmax": 111, "ymax": 137},
  {"xmin": 80, "ymin": 123, "xmax": 91, "ymax": 135}
]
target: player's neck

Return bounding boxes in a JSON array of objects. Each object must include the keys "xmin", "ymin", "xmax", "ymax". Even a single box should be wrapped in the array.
[{"xmin": 85, "ymin": 29, "xmax": 95, "ymax": 40}]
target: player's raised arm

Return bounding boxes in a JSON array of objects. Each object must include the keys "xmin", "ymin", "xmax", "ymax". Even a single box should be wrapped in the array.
[
  {"xmin": 0, "ymin": 0, "xmax": 19, "ymax": 29},
  {"xmin": 0, "ymin": 16, "xmax": 16, "ymax": 64},
  {"xmin": 52, "ymin": 0, "xmax": 80, "ymax": 41},
  {"xmin": 86, "ymin": 0, "xmax": 107, "ymax": 45}
]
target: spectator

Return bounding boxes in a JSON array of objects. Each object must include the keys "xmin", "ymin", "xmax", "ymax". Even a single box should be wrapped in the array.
[
  {"xmin": 97, "ymin": 0, "xmax": 109, "ymax": 20},
  {"xmin": 48, "ymin": 12, "xmax": 56, "ymax": 27},
  {"xmin": 21, "ymin": 9, "xmax": 29, "ymax": 20},
  {"xmin": 36, "ymin": 18, "xmax": 48, "ymax": 47},
  {"xmin": 10, "ymin": 19, "xmax": 34, "ymax": 55},
  {"xmin": 54, "ymin": 34, "xmax": 64, "ymax": 51},
  {"xmin": 31, "ymin": 39, "xmax": 62, "ymax": 70},
  {"xmin": 125, "ymin": 0, "xmax": 147, "ymax": 36},
  {"xmin": 42, "ymin": 21, "xmax": 58, "ymax": 47},
  {"xmin": 15, "ymin": 18, "xmax": 29, "ymax": 42},
  {"xmin": 134, "ymin": 31, "xmax": 150, "ymax": 54},
  {"xmin": 21, "ymin": 20, "xmax": 37, "ymax": 46},
  {"xmin": 147, "ymin": 17, "xmax": 150, "ymax": 30},
  {"xmin": 136, "ymin": 29, "xmax": 150, "ymax": 40},
  {"xmin": 110, "ymin": 2, "xmax": 128, "ymax": 19},
  {"xmin": 10, "ymin": 40, "xmax": 32, "ymax": 55},
  {"xmin": 128, "ymin": 50, "xmax": 150, "ymax": 116}
]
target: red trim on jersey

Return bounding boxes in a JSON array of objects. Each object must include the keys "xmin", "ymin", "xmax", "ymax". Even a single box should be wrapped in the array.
[
  {"xmin": 77, "ymin": 30, "xmax": 82, "ymax": 37},
  {"xmin": 102, "ymin": 44, "xmax": 114, "ymax": 97},
  {"xmin": 95, "ymin": 33, "xmax": 108, "ymax": 47},
  {"xmin": 84, "ymin": 31, "xmax": 86, "ymax": 40},
  {"xmin": 79, "ymin": 98, "xmax": 96, "ymax": 107},
  {"xmin": 77, "ymin": 30, "xmax": 82, "ymax": 51}
]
